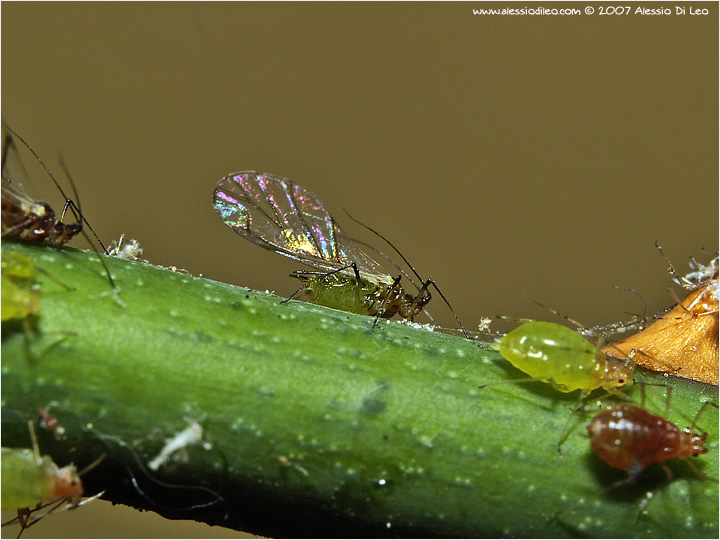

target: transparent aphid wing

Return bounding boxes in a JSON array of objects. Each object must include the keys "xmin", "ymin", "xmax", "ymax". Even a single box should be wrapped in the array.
[
  {"xmin": 213, "ymin": 172, "xmax": 387, "ymax": 276},
  {"xmin": 1, "ymin": 180, "xmax": 47, "ymax": 236},
  {"xmin": 333, "ymin": 228, "xmax": 389, "ymax": 277}
]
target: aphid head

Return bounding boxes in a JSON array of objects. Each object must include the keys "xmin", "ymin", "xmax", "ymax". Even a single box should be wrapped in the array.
[
  {"xmin": 601, "ymin": 358, "xmax": 634, "ymax": 390},
  {"xmin": 681, "ymin": 429, "xmax": 709, "ymax": 459},
  {"xmin": 51, "ymin": 464, "xmax": 84, "ymax": 499},
  {"xmin": 404, "ymin": 290, "xmax": 431, "ymax": 317},
  {"xmin": 51, "ymin": 220, "xmax": 83, "ymax": 245}
]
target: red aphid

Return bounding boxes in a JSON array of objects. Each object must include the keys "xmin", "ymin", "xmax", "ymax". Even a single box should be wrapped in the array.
[{"xmin": 587, "ymin": 403, "xmax": 709, "ymax": 478}]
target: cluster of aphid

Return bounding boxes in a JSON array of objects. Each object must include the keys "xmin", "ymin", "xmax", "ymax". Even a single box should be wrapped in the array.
[
  {"xmin": 211, "ymin": 169, "xmax": 718, "ymax": 523},
  {"xmin": 0, "ymin": 126, "xmax": 204, "ymax": 535},
  {"xmin": 1, "ymin": 125, "xmax": 717, "ymax": 532},
  {"xmin": 487, "ymin": 318, "xmax": 716, "ymax": 517}
]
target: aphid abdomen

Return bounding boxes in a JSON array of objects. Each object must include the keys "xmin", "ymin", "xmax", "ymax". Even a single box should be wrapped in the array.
[
  {"xmin": 587, "ymin": 404, "xmax": 683, "ymax": 473},
  {"xmin": 494, "ymin": 321, "xmax": 606, "ymax": 393},
  {"xmin": 1, "ymin": 448, "xmax": 57, "ymax": 509},
  {"xmin": 294, "ymin": 272, "xmax": 384, "ymax": 316}
]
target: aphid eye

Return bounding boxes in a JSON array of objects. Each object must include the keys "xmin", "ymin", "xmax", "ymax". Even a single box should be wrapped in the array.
[{"xmin": 617, "ymin": 379, "xmax": 625, "ymax": 384}]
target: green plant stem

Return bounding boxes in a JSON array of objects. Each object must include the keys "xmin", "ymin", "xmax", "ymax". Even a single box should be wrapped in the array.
[{"xmin": 1, "ymin": 241, "xmax": 718, "ymax": 538}]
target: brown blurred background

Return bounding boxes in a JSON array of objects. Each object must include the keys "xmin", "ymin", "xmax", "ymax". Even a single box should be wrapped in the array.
[{"xmin": 2, "ymin": 2, "xmax": 717, "ymax": 537}]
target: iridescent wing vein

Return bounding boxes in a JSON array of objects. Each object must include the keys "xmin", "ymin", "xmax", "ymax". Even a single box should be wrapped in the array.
[{"xmin": 213, "ymin": 171, "xmax": 387, "ymax": 277}]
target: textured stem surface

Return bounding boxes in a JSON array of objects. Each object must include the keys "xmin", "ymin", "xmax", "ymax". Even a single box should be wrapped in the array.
[{"xmin": 1, "ymin": 241, "xmax": 717, "ymax": 538}]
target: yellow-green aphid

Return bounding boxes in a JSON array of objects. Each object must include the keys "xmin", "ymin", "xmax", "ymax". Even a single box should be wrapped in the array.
[
  {"xmin": 1, "ymin": 422, "xmax": 84, "ymax": 510},
  {"xmin": 490, "ymin": 320, "xmax": 633, "ymax": 397},
  {"xmin": 293, "ymin": 270, "xmax": 411, "ymax": 317},
  {"xmin": 1, "ymin": 252, "xmax": 41, "ymax": 321}
]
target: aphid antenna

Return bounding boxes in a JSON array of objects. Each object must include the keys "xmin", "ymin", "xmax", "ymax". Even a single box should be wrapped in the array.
[
  {"xmin": 654, "ymin": 239, "xmax": 682, "ymax": 284},
  {"xmin": 342, "ymin": 209, "xmax": 425, "ymax": 285},
  {"xmin": 581, "ymin": 315, "xmax": 656, "ymax": 340},
  {"xmin": 689, "ymin": 401, "xmax": 719, "ymax": 434},
  {"xmin": 2, "ymin": 130, "xmax": 32, "ymax": 186},
  {"xmin": 611, "ymin": 284, "xmax": 649, "ymax": 318},
  {"xmin": 26, "ymin": 420, "xmax": 41, "ymax": 459},
  {"xmin": 653, "ymin": 239, "xmax": 715, "ymax": 290},
  {"xmin": 658, "ymin": 242, "xmax": 719, "ymax": 290},
  {"xmin": 495, "ymin": 314, "xmax": 535, "ymax": 324},
  {"xmin": 605, "ymin": 341, "xmax": 681, "ymax": 379},
  {"xmin": 524, "ymin": 296, "xmax": 586, "ymax": 329},
  {"xmin": 76, "ymin": 453, "xmax": 107, "ymax": 478},
  {"xmin": 343, "ymin": 209, "xmax": 470, "ymax": 338},
  {"xmin": 348, "ymin": 235, "xmax": 422, "ymax": 290},
  {"xmin": 3, "ymin": 123, "xmax": 78, "ymax": 222},
  {"xmin": 3, "ymin": 124, "xmax": 117, "ymax": 289}
]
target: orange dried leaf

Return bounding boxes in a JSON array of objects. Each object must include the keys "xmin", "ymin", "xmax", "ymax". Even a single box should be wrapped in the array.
[{"xmin": 602, "ymin": 274, "xmax": 719, "ymax": 385}]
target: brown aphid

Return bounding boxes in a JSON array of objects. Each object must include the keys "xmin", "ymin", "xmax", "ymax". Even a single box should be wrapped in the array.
[
  {"xmin": 587, "ymin": 403, "xmax": 709, "ymax": 479},
  {"xmin": 1, "ymin": 126, "xmax": 116, "ymax": 288},
  {"xmin": 602, "ymin": 272, "xmax": 718, "ymax": 385},
  {"xmin": 1, "ymin": 178, "xmax": 82, "ymax": 245},
  {"xmin": 2, "ymin": 127, "xmax": 83, "ymax": 245},
  {"xmin": 551, "ymin": 400, "xmax": 715, "ymax": 521}
]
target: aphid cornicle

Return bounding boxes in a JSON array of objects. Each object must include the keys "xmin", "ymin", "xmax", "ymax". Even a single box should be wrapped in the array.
[
  {"xmin": 213, "ymin": 171, "xmax": 468, "ymax": 334},
  {"xmin": 488, "ymin": 320, "xmax": 634, "ymax": 396}
]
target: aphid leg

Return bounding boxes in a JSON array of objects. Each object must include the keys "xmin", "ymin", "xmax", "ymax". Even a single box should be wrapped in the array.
[
  {"xmin": 56, "ymin": 157, "xmax": 116, "ymax": 289},
  {"xmin": 477, "ymin": 377, "xmax": 549, "ymax": 390},
  {"xmin": 56, "ymin": 157, "xmax": 111, "ymax": 254},
  {"xmin": 278, "ymin": 455, "xmax": 311, "ymax": 478},
  {"xmin": 556, "ymin": 391, "xmax": 590, "ymax": 455},
  {"xmin": 34, "ymin": 265, "xmax": 73, "ymax": 292},
  {"xmin": 343, "ymin": 210, "xmax": 469, "ymax": 334},
  {"xmin": 22, "ymin": 327, "xmax": 77, "ymax": 367},
  {"xmin": 372, "ymin": 274, "xmax": 403, "ymax": 327},
  {"xmin": 632, "ymin": 381, "xmax": 674, "ymax": 417},
  {"xmin": 407, "ymin": 277, "xmax": 431, "ymax": 320},
  {"xmin": 659, "ymin": 462, "xmax": 673, "ymax": 483},
  {"xmin": 635, "ymin": 491, "xmax": 654, "ymax": 523},
  {"xmin": 282, "ymin": 281, "xmax": 309, "ymax": 304}
]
